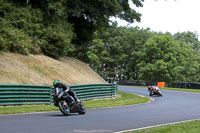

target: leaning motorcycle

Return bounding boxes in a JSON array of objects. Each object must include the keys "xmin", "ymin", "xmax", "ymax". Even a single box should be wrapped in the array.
[
  {"xmin": 53, "ymin": 87, "xmax": 86, "ymax": 116},
  {"xmin": 148, "ymin": 86, "xmax": 163, "ymax": 97}
]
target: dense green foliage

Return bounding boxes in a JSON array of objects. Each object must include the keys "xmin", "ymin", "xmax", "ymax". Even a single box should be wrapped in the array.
[
  {"xmin": 0, "ymin": 0, "xmax": 75, "ymax": 57},
  {"xmin": 87, "ymin": 25, "xmax": 153, "ymax": 81},
  {"xmin": 87, "ymin": 26, "xmax": 200, "ymax": 85},
  {"xmin": 174, "ymin": 31, "xmax": 200, "ymax": 51},
  {"xmin": 137, "ymin": 34, "xmax": 200, "ymax": 84},
  {"xmin": 0, "ymin": 0, "xmax": 200, "ymax": 85},
  {"xmin": 0, "ymin": 0, "xmax": 143, "ymax": 58}
]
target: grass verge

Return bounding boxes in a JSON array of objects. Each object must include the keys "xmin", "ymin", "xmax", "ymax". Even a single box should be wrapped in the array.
[
  {"xmin": 127, "ymin": 120, "xmax": 200, "ymax": 133},
  {"xmin": 161, "ymin": 87, "xmax": 200, "ymax": 93},
  {"xmin": 83, "ymin": 91, "xmax": 150, "ymax": 109},
  {"xmin": 0, "ymin": 91, "xmax": 150, "ymax": 115},
  {"xmin": 127, "ymin": 85, "xmax": 200, "ymax": 93},
  {"xmin": 0, "ymin": 104, "xmax": 58, "ymax": 115}
]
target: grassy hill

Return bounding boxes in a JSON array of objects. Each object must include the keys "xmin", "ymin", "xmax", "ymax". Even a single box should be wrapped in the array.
[{"xmin": 0, "ymin": 52, "xmax": 107, "ymax": 85}]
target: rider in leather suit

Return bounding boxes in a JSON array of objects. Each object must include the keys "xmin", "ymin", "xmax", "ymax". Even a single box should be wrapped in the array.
[{"xmin": 53, "ymin": 80, "xmax": 80, "ymax": 102}]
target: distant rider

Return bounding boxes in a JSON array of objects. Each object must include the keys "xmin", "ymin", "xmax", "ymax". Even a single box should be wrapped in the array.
[
  {"xmin": 148, "ymin": 85, "xmax": 159, "ymax": 95},
  {"xmin": 53, "ymin": 80, "xmax": 80, "ymax": 103}
]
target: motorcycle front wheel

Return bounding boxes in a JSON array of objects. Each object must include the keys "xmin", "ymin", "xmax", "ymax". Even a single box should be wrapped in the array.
[
  {"xmin": 78, "ymin": 102, "xmax": 86, "ymax": 115},
  {"xmin": 157, "ymin": 91, "xmax": 163, "ymax": 97},
  {"xmin": 58, "ymin": 100, "xmax": 70, "ymax": 116}
]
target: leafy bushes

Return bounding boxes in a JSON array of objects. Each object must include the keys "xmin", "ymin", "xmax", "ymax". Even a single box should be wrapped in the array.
[
  {"xmin": 1, "ymin": 26, "xmax": 38, "ymax": 55},
  {"xmin": 0, "ymin": 0, "xmax": 74, "ymax": 57},
  {"xmin": 41, "ymin": 21, "xmax": 75, "ymax": 58},
  {"xmin": 137, "ymin": 34, "xmax": 200, "ymax": 84}
]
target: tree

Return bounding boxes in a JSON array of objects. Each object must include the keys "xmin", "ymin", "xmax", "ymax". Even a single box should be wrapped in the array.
[
  {"xmin": 87, "ymin": 25, "xmax": 152, "ymax": 81},
  {"xmin": 174, "ymin": 31, "xmax": 200, "ymax": 51},
  {"xmin": 0, "ymin": 0, "xmax": 75, "ymax": 57},
  {"xmin": 87, "ymin": 25, "xmax": 122, "ymax": 81},
  {"xmin": 1, "ymin": 0, "xmax": 144, "ymax": 59},
  {"xmin": 137, "ymin": 33, "xmax": 200, "ymax": 85},
  {"xmin": 119, "ymin": 27, "xmax": 152, "ymax": 80},
  {"xmin": 67, "ymin": 0, "xmax": 144, "ymax": 60},
  {"xmin": 29, "ymin": 0, "xmax": 144, "ymax": 59}
]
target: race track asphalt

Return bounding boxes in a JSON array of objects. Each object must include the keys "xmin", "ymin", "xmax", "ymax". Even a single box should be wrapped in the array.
[{"xmin": 1, "ymin": 86, "xmax": 200, "ymax": 133}]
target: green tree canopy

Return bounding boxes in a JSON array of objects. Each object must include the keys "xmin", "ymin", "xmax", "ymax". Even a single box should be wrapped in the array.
[
  {"xmin": 0, "ymin": 0, "xmax": 144, "ymax": 58},
  {"xmin": 174, "ymin": 31, "xmax": 200, "ymax": 51},
  {"xmin": 137, "ymin": 33, "xmax": 200, "ymax": 85},
  {"xmin": 87, "ymin": 25, "xmax": 152, "ymax": 81}
]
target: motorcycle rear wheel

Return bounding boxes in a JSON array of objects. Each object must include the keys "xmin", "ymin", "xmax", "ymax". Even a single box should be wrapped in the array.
[{"xmin": 58, "ymin": 100, "xmax": 70, "ymax": 116}]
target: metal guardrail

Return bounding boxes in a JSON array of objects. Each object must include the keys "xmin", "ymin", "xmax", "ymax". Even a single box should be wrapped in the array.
[
  {"xmin": 0, "ymin": 84, "xmax": 51, "ymax": 106},
  {"xmin": 172, "ymin": 82, "xmax": 200, "ymax": 89},
  {"xmin": 0, "ymin": 83, "xmax": 118, "ymax": 106}
]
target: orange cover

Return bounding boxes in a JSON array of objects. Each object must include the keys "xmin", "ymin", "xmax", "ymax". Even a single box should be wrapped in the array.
[{"xmin": 157, "ymin": 82, "xmax": 165, "ymax": 87}]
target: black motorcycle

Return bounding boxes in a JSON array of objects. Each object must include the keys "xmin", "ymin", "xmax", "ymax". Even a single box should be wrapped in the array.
[{"xmin": 53, "ymin": 87, "xmax": 86, "ymax": 116}]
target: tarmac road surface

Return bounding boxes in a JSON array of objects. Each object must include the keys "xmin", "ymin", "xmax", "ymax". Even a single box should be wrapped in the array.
[{"xmin": 1, "ymin": 86, "xmax": 200, "ymax": 133}]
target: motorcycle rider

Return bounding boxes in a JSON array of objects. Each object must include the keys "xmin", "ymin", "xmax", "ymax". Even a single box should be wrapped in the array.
[
  {"xmin": 148, "ymin": 85, "xmax": 159, "ymax": 96},
  {"xmin": 53, "ymin": 80, "xmax": 80, "ymax": 103}
]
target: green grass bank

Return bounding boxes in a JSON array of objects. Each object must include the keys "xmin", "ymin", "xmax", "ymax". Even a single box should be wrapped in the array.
[{"xmin": 127, "ymin": 120, "xmax": 200, "ymax": 133}]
